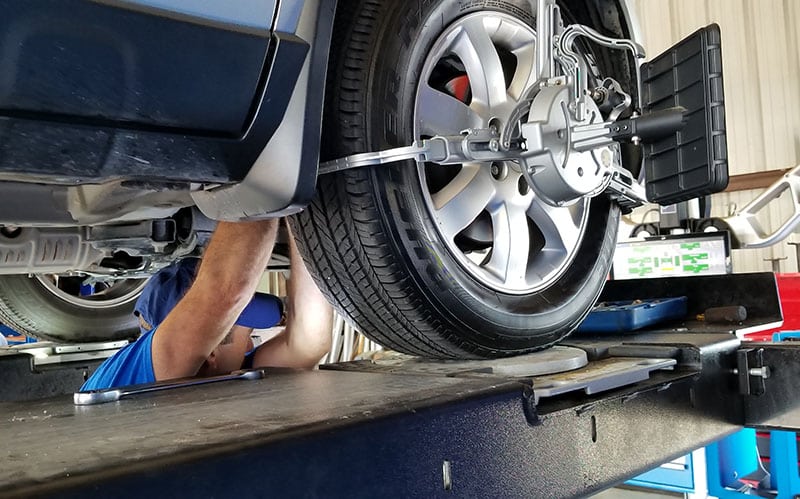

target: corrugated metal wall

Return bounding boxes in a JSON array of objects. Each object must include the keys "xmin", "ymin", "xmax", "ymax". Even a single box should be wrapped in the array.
[{"xmin": 629, "ymin": 0, "xmax": 800, "ymax": 272}]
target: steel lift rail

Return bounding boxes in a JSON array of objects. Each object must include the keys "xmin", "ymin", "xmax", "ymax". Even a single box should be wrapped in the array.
[{"xmin": 2, "ymin": 272, "xmax": 800, "ymax": 498}]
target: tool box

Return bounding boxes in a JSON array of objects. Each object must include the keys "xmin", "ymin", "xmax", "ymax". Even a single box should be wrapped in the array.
[{"xmin": 577, "ymin": 296, "xmax": 688, "ymax": 333}]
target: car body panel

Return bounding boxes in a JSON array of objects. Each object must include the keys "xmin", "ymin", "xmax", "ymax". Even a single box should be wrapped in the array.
[
  {"xmin": 0, "ymin": 0, "xmax": 272, "ymax": 134},
  {"xmin": 0, "ymin": 0, "xmax": 324, "ymax": 225},
  {"xmin": 0, "ymin": 0, "xmax": 635, "ymax": 224},
  {"xmin": 95, "ymin": 0, "xmax": 278, "ymax": 33},
  {"xmin": 191, "ymin": 0, "xmax": 336, "ymax": 220}
]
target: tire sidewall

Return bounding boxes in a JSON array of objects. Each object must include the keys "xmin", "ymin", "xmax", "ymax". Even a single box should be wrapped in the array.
[
  {"xmin": 361, "ymin": 0, "xmax": 620, "ymax": 348},
  {"xmin": 0, "ymin": 275, "xmax": 139, "ymax": 342}
]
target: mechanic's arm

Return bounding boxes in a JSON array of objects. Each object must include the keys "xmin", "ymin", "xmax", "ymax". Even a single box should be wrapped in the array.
[
  {"xmin": 252, "ymin": 221, "xmax": 333, "ymax": 368},
  {"xmin": 151, "ymin": 219, "xmax": 279, "ymax": 380}
]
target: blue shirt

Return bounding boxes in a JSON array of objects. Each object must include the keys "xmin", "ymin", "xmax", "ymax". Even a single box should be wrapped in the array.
[
  {"xmin": 81, "ymin": 329, "xmax": 157, "ymax": 391},
  {"xmin": 80, "ymin": 328, "xmax": 262, "ymax": 391}
]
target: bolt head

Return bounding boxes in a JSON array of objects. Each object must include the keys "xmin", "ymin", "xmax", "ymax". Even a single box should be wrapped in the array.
[{"xmin": 489, "ymin": 139, "xmax": 500, "ymax": 152}]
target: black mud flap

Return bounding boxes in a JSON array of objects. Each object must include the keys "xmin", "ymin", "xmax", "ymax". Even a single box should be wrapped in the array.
[{"xmin": 642, "ymin": 24, "xmax": 728, "ymax": 205}]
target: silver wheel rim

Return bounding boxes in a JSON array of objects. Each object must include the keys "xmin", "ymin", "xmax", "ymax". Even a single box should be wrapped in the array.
[
  {"xmin": 414, "ymin": 12, "xmax": 590, "ymax": 295},
  {"xmin": 35, "ymin": 275, "xmax": 148, "ymax": 309}
]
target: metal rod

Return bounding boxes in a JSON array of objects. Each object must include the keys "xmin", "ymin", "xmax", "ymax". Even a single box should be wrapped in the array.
[{"xmin": 535, "ymin": 0, "xmax": 555, "ymax": 81}]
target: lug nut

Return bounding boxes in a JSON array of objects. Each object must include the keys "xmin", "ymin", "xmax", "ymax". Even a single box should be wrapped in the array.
[{"xmin": 490, "ymin": 162, "xmax": 507, "ymax": 180}]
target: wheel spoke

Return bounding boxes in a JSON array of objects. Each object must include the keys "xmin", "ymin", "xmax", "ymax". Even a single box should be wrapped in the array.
[
  {"xmin": 416, "ymin": 11, "xmax": 588, "ymax": 294},
  {"xmin": 527, "ymin": 198, "xmax": 584, "ymax": 255},
  {"xmin": 486, "ymin": 202, "xmax": 531, "ymax": 286},
  {"xmin": 451, "ymin": 19, "xmax": 509, "ymax": 111},
  {"xmin": 507, "ymin": 41, "xmax": 538, "ymax": 101},
  {"xmin": 490, "ymin": 17, "xmax": 537, "ymax": 101},
  {"xmin": 432, "ymin": 165, "xmax": 496, "ymax": 242},
  {"xmin": 416, "ymin": 83, "xmax": 484, "ymax": 137}
]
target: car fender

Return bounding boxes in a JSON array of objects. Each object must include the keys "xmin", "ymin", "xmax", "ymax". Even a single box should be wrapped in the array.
[{"xmin": 191, "ymin": 0, "xmax": 337, "ymax": 221}]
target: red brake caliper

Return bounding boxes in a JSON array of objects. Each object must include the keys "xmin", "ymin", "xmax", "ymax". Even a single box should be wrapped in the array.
[{"xmin": 444, "ymin": 75, "xmax": 470, "ymax": 103}]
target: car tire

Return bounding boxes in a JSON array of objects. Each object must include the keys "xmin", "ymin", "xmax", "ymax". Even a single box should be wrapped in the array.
[
  {"xmin": 292, "ymin": 0, "xmax": 630, "ymax": 358},
  {"xmin": 0, "ymin": 275, "xmax": 143, "ymax": 343}
]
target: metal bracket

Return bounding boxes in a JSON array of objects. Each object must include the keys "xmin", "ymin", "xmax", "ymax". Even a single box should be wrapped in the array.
[
  {"xmin": 318, "ymin": 131, "xmax": 525, "ymax": 175},
  {"xmin": 318, "ymin": 139, "xmax": 448, "ymax": 175},
  {"xmin": 11, "ymin": 340, "xmax": 128, "ymax": 367},
  {"xmin": 735, "ymin": 348, "xmax": 770, "ymax": 396},
  {"xmin": 722, "ymin": 164, "xmax": 800, "ymax": 249},
  {"xmin": 531, "ymin": 357, "xmax": 677, "ymax": 404},
  {"xmin": 605, "ymin": 168, "xmax": 647, "ymax": 212},
  {"xmin": 558, "ymin": 18, "xmax": 646, "ymax": 122},
  {"xmin": 318, "ymin": 130, "xmax": 648, "ymax": 209}
]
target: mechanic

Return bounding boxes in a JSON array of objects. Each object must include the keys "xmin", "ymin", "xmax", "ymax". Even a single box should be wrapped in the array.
[{"xmin": 81, "ymin": 218, "xmax": 333, "ymax": 391}]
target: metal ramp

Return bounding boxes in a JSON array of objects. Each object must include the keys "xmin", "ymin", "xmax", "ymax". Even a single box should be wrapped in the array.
[{"xmin": 2, "ymin": 273, "xmax": 800, "ymax": 498}]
